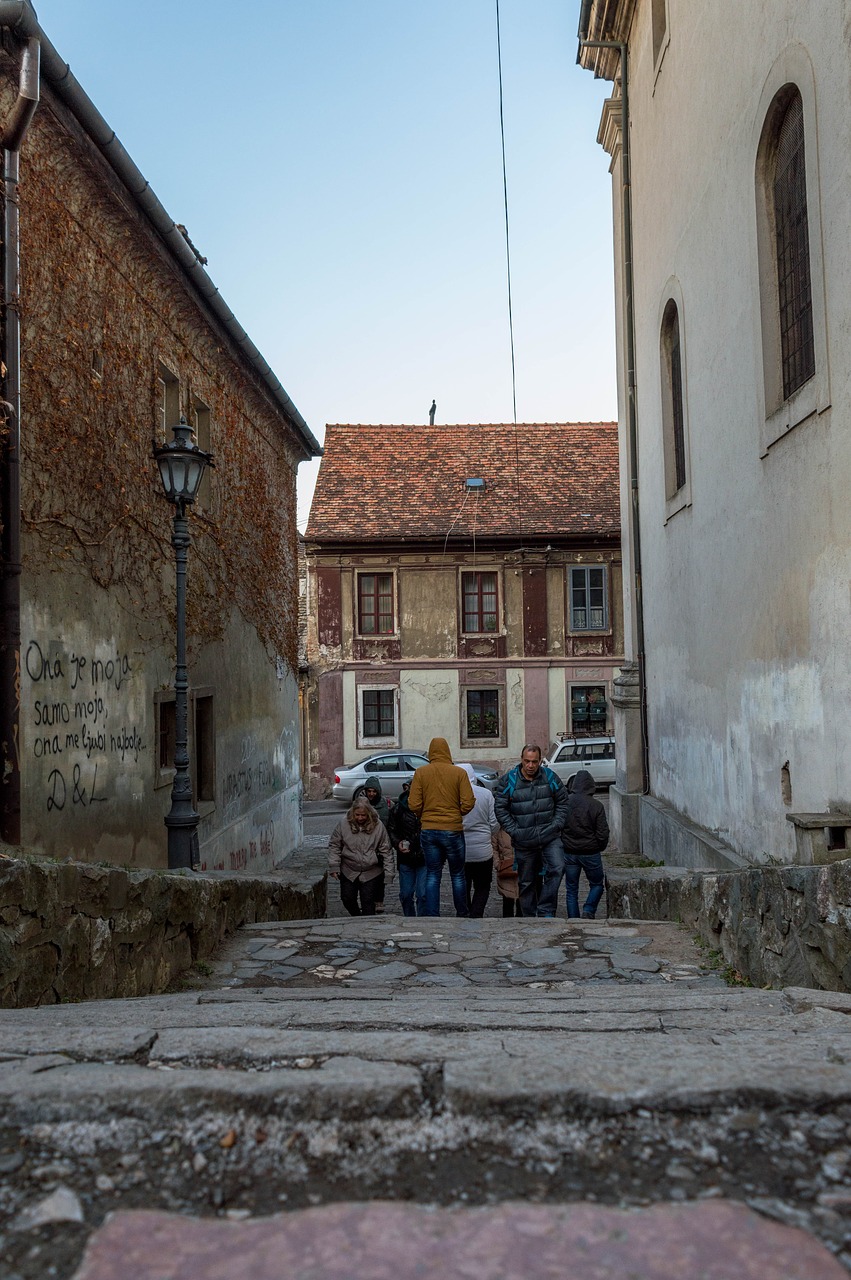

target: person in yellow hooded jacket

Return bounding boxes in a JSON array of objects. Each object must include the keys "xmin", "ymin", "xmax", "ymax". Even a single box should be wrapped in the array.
[{"xmin": 408, "ymin": 737, "xmax": 475, "ymax": 916}]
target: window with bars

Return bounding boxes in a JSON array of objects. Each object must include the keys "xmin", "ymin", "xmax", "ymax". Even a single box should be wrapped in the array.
[
  {"xmin": 462, "ymin": 571, "xmax": 498, "ymax": 633},
  {"xmin": 465, "ymin": 688, "xmax": 500, "ymax": 739},
  {"xmin": 360, "ymin": 688, "xmax": 396, "ymax": 740},
  {"xmin": 569, "ymin": 566, "xmax": 607, "ymax": 631},
  {"xmin": 773, "ymin": 91, "xmax": 815, "ymax": 401},
  {"xmin": 570, "ymin": 685, "xmax": 608, "ymax": 735},
  {"xmin": 357, "ymin": 573, "xmax": 394, "ymax": 635}
]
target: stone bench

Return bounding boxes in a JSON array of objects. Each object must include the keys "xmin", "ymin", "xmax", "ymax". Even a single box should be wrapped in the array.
[{"xmin": 786, "ymin": 812, "xmax": 851, "ymax": 865}]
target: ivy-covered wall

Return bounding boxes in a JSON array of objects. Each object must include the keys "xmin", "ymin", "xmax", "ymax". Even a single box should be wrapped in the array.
[{"xmin": 5, "ymin": 73, "xmax": 310, "ymax": 869}]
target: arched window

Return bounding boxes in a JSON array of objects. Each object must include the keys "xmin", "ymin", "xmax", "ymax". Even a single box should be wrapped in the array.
[
  {"xmin": 660, "ymin": 298, "xmax": 688, "ymax": 501},
  {"xmin": 772, "ymin": 90, "xmax": 815, "ymax": 400}
]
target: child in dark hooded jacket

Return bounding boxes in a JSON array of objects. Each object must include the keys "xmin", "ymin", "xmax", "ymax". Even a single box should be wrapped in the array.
[{"xmin": 561, "ymin": 769, "xmax": 610, "ymax": 919}]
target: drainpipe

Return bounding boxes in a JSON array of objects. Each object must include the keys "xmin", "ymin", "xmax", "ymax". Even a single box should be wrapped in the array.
[
  {"xmin": 578, "ymin": 30, "xmax": 649, "ymax": 796},
  {"xmin": 0, "ymin": 30, "xmax": 40, "ymax": 844}
]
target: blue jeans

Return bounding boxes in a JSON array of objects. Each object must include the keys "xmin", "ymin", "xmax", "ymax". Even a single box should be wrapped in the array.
[
  {"xmin": 421, "ymin": 830, "xmax": 469, "ymax": 917},
  {"xmin": 398, "ymin": 862, "xmax": 427, "ymax": 916},
  {"xmin": 516, "ymin": 837, "xmax": 564, "ymax": 917},
  {"xmin": 564, "ymin": 851, "xmax": 605, "ymax": 918}
]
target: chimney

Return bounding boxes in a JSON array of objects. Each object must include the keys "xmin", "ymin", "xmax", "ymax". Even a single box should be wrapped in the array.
[{"xmin": 429, "ymin": 399, "xmax": 436, "ymax": 426}]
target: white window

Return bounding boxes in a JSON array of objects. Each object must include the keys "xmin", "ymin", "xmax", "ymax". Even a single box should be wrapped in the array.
[
  {"xmin": 568, "ymin": 566, "xmax": 608, "ymax": 632},
  {"xmin": 357, "ymin": 685, "xmax": 399, "ymax": 747}
]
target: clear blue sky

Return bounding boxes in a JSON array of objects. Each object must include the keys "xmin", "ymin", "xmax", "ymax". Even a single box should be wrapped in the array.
[{"xmin": 33, "ymin": 1, "xmax": 616, "ymax": 529}]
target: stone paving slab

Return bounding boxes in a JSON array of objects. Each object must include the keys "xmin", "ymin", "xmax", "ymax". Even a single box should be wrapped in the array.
[
  {"xmin": 0, "ymin": 1056, "xmax": 422, "ymax": 1121},
  {"xmin": 71, "ymin": 1201, "xmax": 847, "ymax": 1280}
]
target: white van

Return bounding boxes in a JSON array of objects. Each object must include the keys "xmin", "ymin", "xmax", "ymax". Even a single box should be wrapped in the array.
[{"xmin": 544, "ymin": 737, "xmax": 616, "ymax": 791}]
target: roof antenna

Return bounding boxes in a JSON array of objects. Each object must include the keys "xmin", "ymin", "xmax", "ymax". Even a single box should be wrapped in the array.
[{"xmin": 429, "ymin": 399, "xmax": 436, "ymax": 426}]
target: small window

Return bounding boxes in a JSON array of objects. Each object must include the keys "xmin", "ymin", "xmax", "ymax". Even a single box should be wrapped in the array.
[
  {"xmin": 773, "ymin": 91, "xmax": 815, "ymax": 401},
  {"xmin": 192, "ymin": 397, "xmax": 212, "ymax": 510},
  {"xmin": 357, "ymin": 573, "xmax": 395, "ymax": 636},
  {"xmin": 357, "ymin": 687, "xmax": 398, "ymax": 747},
  {"xmin": 465, "ymin": 688, "xmax": 500, "ymax": 739},
  {"xmin": 651, "ymin": 0, "xmax": 667, "ymax": 66},
  {"xmin": 362, "ymin": 689, "xmax": 395, "ymax": 739},
  {"xmin": 569, "ymin": 566, "xmax": 608, "ymax": 632},
  {"xmin": 154, "ymin": 692, "xmax": 176, "ymax": 789},
  {"xmin": 660, "ymin": 300, "xmax": 687, "ymax": 498},
  {"xmin": 157, "ymin": 363, "xmax": 180, "ymax": 440},
  {"xmin": 462, "ymin": 571, "xmax": 498, "ymax": 633},
  {"xmin": 570, "ymin": 685, "xmax": 608, "ymax": 735},
  {"xmin": 194, "ymin": 693, "xmax": 215, "ymax": 804}
]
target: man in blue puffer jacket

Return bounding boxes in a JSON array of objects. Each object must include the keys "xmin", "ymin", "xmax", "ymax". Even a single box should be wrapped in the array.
[{"xmin": 494, "ymin": 744, "xmax": 569, "ymax": 917}]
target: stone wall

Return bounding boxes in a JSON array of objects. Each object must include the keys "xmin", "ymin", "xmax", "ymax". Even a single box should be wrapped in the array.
[
  {"xmin": 607, "ymin": 861, "xmax": 851, "ymax": 991},
  {"xmin": 0, "ymin": 853, "xmax": 326, "ymax": 1008}
]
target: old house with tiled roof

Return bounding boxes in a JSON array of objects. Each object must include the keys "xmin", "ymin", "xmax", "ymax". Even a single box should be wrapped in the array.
[{"xmin": 303, "ymin": 423, "xmax": 622, "ymax": 792}]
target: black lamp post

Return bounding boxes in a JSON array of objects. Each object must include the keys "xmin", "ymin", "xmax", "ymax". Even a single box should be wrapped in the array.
[{"xmin": 152, "ymin": 418, "xmax": 214, "ymax": 869}]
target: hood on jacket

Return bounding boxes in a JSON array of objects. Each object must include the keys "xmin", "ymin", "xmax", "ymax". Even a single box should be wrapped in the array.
[
  {"xmin": 427, "ymin": 737, "xmax": 453, "ymax": 765},
  {"xmin": 571, "ymin": 769, "xmax": 597, "ymax": 796},
  {"xmin": 362, "ymin": 774, "xmax": 383, "ymax": 799}
]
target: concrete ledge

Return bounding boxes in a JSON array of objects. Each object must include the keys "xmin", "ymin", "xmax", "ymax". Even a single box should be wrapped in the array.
[
  {"xmin": 607, "ymin": 860, "xmax": 851, "ymax": 990},
  {"xmin": 640, "ymin": 796, "xmax": 750, "ymax": 871},
  {"xmin": 0, "ymin": 847, "xmax": 327, "ymax": 1008}
]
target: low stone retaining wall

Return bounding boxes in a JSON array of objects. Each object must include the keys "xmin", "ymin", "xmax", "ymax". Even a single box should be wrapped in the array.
[
  {"xmin": 0, "ymin": 849, "xmax": 326, "ymax": 1008},
  {"xmin": 607, "ymin": 860, "xmax": 851, "ymax": 991}
]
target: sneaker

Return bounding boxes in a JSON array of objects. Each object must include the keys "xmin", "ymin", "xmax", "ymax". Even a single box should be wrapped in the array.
[
  {"xmin": 581, "ymin": 911, "xmax": 595, "ymax": 920},
  {"xmin": 375, "ymin": 902, "xmax": 385, "ymax": 914}
]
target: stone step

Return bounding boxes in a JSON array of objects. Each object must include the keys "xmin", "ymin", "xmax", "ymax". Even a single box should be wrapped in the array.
[{"xmin": 4, "ymin": 918, "xmax": 851, "ymax": 1277}]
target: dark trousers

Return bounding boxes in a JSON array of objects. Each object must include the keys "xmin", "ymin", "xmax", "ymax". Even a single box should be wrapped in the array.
[
  {"xmin": 340, "ymin": 872, "xmax": 384, "ymax": 916},
  {"xmin": 501, "ymin": 895, "xmax": 522, "ymax": 917},
  {"xmin": 465, "ymin": 859, "xmax": 493, "ymax": 918},
  {"xmin": 563, "ymin": 852, "xmax": 605, "ymax": 918}
]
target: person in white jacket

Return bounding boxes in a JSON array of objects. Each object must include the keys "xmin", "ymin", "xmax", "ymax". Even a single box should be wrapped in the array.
[{"xmin": 460, "ymin": 764, "xmax": 500, "ymax": 918}]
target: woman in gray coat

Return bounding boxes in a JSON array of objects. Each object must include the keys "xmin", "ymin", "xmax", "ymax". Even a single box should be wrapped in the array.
[{"xmin": 328, "ymin": 798, "xmax": 393, "ymax": 916}]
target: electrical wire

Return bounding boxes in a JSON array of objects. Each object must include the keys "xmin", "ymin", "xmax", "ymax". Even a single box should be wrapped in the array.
[
  {"xmin": 441, "ymin": 486, "xmax": 472, "ymax": 561},
  {"xmin": 495, "ymin": 0, "xmax": 523, "ymax": 544}
]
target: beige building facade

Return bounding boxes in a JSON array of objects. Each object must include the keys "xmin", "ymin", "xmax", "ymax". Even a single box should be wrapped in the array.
[
  {"xmin": 303, "ymin": 424, "xmax": 622, "ymax": 793},
  {"xmin": 579, "ymin": 0, "xmax": 851, "ymax": 864}
]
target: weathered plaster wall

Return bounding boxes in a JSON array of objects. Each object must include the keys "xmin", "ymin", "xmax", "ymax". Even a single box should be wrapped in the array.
[
  {"xmin": 503, "ymin": 568, "xmax": 524, "ymax": 655},
  {"xmin": 400, "ymin": 568, "xmax": 457, "ymax": 660},
  {"xmin": 397, "ymin": 669, "xmax": 458, "ymax": 758},
  {"xmin": 0, "ymin": 854, "xmax": 326, "ymax": 1008},
  {"xmin": 619, "ymin": 2, "xmax": 851, "ymax": 861}
]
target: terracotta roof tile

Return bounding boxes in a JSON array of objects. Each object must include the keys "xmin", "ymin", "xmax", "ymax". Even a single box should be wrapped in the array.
[{"xmin": 306, "ymin": 423, "xmax": 619, "ymax": 542}]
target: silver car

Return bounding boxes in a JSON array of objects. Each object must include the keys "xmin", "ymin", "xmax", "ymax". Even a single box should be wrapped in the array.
[
  {"xmin": 332, "ymin": 752, "xmax": 498, "ymax": 803},
  {"xmin": 543, "ymin": 737, "xmax": 616, "ymax": 791}
]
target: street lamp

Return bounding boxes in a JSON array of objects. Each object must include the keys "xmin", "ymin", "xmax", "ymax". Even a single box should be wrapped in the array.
[{"xmin": 152, "ymin": 418, "xmax": 214, "ymax": 869}]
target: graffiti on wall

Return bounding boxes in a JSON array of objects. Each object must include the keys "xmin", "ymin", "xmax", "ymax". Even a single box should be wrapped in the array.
[{"xmin": 25, "ymin": 639, "xmax": 146, "ymax": 810}]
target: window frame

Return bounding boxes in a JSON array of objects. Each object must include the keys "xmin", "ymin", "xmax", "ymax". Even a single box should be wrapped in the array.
[
  {"xmin": 753, "ymin": 54, "xmax": 830, "ymax": 455},
  {"xmin": 154, "ymin": 690, "xmax": 176, "ymax": 789},
  {"xmin": 192, "ymin": 689, "xmax": 216, "ymax": 810},
  {"xmin": 355, "ymin": 570, "xmax": 397, "ymax": 638},
  {"xmin": 460, "ymin": 684, "xmax": 506, "ymax": 748},
  {"xmin": 567, "ymin": 565, "xmax": 609, "ymax": 634},
  {"xmin": 191, "ymin": 394, "xmax": 213, "ymax": 511},
  {"xmin": 460, "ymin": 569, "xmax": 500, "ymax": 635},
  {"xmin": 157, "ymin": 362, "xmax": 180, "ymax": 441},
  {"xmin": 659, "ymin": 285, "xmax": 692, "ymax": 521},
  {"xmin": 356, "ymin": 683, "xmax": 399, "ymax": 749},
  {"xmin": 568, "ymin": 683, "xmax": 609, "ymax": 737}
]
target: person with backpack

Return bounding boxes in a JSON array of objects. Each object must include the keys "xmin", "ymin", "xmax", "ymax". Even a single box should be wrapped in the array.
[
  {"xmin": 561, "ymin": 769, "xmax": 610, "ymax": 919},
  {"xmin": 387, "ymin": 781, "xmax": 426, "ymax": 916},
  {"xmin": 494, "ymin": 744, "xmax": 569, "ymax": 917}
]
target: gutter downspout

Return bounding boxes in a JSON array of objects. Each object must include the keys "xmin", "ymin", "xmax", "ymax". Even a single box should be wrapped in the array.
[
  {"xmin": 578, "ymin": 32, "xmax": 649, "ymax": 796},
  {"xmin": 0, "ymin": 30, "xmax": 39, "ymax": 844}
]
